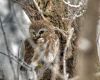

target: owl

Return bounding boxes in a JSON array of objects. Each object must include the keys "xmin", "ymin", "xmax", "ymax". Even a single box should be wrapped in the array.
[{"xmin": 24, "ymin": 20, "xmax": 60, "ymax": 65}]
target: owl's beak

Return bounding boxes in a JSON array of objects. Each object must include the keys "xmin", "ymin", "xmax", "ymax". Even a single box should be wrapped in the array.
[{"xmin": 36, "ymin": 34, "xmax": 40, "ymax": 38}]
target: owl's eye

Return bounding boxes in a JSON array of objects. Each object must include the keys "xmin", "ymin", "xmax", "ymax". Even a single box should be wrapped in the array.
[
  {"xmin": 30, "ymin": 29, "xmax": 35, "ymax": 34},
  {"xmin": 39, "ymin": 29, "xmax": 47, "ymax": 35},
  {"xmin": 39, "ymin": 30, "xmax": 45, "ymax": 34},
  {"xmin": 30, "ymin": 29, "xmax": 36, "ymax": 37}
]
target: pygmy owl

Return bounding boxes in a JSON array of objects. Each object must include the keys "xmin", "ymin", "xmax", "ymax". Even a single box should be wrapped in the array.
[{"xmin": 25, "ymin": 20, "xmax": 60, "ymax": 65}]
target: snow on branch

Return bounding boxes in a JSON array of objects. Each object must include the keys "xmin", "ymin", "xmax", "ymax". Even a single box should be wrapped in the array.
[
  {"xmin": 63, "ymin": 0, "xmax": 83, "ymax": 8},
  {"xmin": 63, "ymin": 0, "xmax": 87, "ymax": 19}
]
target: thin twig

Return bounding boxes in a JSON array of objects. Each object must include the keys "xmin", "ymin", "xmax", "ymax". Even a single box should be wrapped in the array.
[
  {"xmin": 63, "ymin": 0, "xmax": 82, "ymax": 8},
  {"xmin": 63, "ymin": 28, "xmax": 74, "ymax": 80},
  {"xmin": 32, "ymin": 0, "xmax": 46, "ymax": 20}
]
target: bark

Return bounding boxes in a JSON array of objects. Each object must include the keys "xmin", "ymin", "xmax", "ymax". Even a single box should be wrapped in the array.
[{"xmin": 77, "ymin": 0, "xmax": 100, "ymax": 80}]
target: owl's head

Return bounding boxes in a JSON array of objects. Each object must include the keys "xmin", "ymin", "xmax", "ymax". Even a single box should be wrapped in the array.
[{"xmin": 29, "ymin": 20, "xmax": 54, "ymax": 43}]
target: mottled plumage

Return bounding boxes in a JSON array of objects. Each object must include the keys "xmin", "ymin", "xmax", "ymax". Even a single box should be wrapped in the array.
[{"xmin": 24, "ymin": 20, "xmax": 60, "ymax": 65}]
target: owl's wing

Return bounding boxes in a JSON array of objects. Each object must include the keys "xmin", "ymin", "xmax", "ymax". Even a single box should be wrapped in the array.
[{"xmin": 43, "ymin": 35, "xmax": 60, "ymax": 63}]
